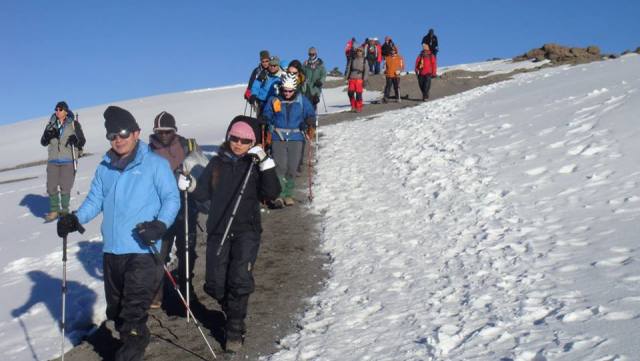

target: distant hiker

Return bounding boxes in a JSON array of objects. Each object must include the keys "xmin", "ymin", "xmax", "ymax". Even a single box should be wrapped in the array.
[
  {"xmin": 375, "ymin": 38, "xmax": 383, "ymax": 74},
  {"xmin": 381, "ymin": 36, "xmax": 395, "ymax": 57},
  {"xmin": 302, "ymin": 46, "xmax": 327, "ymax": 111},
  {"xmin": 40, "ymin": 101, "xmax": 86, "ymax": 222},
  {"xmin": 383, "ymin": 46, "xmax": 405, "ymax": 102},
  {"xmin": 422, "ymin": 28, "xmax": 439, "ymax": 56},
  {"xmin": 415, "ymin": 44, "xmax": 438, "ymax": 101},
  {"xmin": 345, "ymin": 47, "xmax": 368, "ymax": 112},
  {"xmin": 188, "ymin": 117, "xmax": 280, "ymax": 352},
  {"xmin": 365, "ymin": 38, "xmax": 380, "ymax": 74},
  {"xmin": 244, "ymin": 50, "xmax": 271, "ymax": 111},
  {"xmin": 250, "ymin": 55, "xmax": 284, "ymax": 117},
  {"xmin": 344, "ymin": 37, "xmax": 357, "ymax": 64},
  {"xmin": 57, "ymin": 105, "xmax": 180, "ymax": 361},
  {"xmin": 148, "ymin": 111, "xmax": 207, "ymax": 309},
  {"xmin": 262, "ymin": 73, "xmax": 316, "ymax": 207},
  {"xmin": 287, "ymin": 59, "xmax": 306, "ymax": 91}
]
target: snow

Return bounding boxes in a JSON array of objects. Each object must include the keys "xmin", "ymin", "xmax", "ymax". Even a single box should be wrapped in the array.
[
  {"xmin": 266, "ymin": 54, "xmax": 640, "ymax": 361},
  {"xmin": 2, "ymin": 54, "xmax": 639, "ymax": 360},
  {"xmin": 440, "ymin": 58, "xmax": 551, "ymax": 77}
]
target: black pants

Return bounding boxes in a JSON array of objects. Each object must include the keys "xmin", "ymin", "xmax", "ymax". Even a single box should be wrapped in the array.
[
  {"xmin": 156, "ymin": 200, "xmax": 198, "ymax": 301},
  {"xmin": 104, "ymin": 252, "xmax": 163, "ymax": 361},
  {"xmin": 204, "ymin": 231, "xmax": 259, "ymax": 321},
  {"xmin": 418, "ymin": 75, "xmax": 432, "ymax": 99},
  {"xmin": 384, "ymin": 77, "xmax": 400, "ymax": 99}
]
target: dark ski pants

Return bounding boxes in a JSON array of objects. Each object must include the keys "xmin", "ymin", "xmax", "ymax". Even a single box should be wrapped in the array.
[
  {"xmin": 104, "ymin": 252, "xmax": 163, "ymax": 361},
  {"xmin": 384, "ymin": 77, "xmax": 400, "ymax": 99},
  {"xmin": 418, "ymin": 74, "xmax": 432, "ymax": 99},
  {"xmin": 155, "ymin": 199, "xmax": 198, "ymax": 303},
  {"xmin": 204, "ymin": 231, "xmax": 260, "ymax": 322}
]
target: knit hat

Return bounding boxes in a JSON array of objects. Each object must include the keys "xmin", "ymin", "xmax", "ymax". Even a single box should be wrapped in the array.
[
  {"xmin": 308, "ymin": 46, "xmax": 317, "ymax": 54},
  {"xmin": 104, "ymin": 105, "xmax": 140, "ymax": 134},
  {"xmin": 269, "ymin": 56, "xmax": 280, "ymax": 66},
  {"xmin": 153, "ymin": 111, "xmax": 177, "ymax": 131},
  {"xmin": 228, "ymin": 121, "xmax": 256, "ymax": 142},
  {"xmin": 55, "ymin": 101, "xmax": 69, "ymax": 112},
  {"xmin": 260, "ymin": 50, "xmax": 270, "ymax": 60}
]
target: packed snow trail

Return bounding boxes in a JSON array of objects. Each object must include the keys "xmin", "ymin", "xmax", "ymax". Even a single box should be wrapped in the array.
[{"xmin": 266, "ymin": 55, "xmax": 640, "ymax": 361}]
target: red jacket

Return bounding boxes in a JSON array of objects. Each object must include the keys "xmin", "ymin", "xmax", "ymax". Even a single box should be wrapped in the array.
[
  {"xmin": 415, "ymin": 50, "xmax": 437, "ymax": 76},
  {"xmin": 345, "ymin": 40, "xmax": 354, "ymax": 58},
  {"xmin": 376, "ymin": 43, "xmax": 383, "ymax": 62}
]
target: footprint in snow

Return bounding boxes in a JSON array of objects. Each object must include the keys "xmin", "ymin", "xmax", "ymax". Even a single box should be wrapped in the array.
[
  {"xmin": 558, "ymin": 164, "xmax": 577, "ymax": 174},
  {"xmin": 591, "ymin": 256, "xmax": 632, "ymax": 267},
  {"xmin": 525, "ymin": 167, "xmax": 547, "ymax": 176}
]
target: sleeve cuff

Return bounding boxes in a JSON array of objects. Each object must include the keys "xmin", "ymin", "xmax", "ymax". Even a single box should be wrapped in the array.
[{"xmin": 260, "ymin": 158, "xmax": 276, "ymax": 171}]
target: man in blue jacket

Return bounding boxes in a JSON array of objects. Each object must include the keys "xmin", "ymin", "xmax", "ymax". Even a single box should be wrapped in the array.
[{"xmin": 57, "ymin": 105, "xmax": 180, "ymax": 361}]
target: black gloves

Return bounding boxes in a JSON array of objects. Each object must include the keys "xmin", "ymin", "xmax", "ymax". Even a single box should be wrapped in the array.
[
  {"xmin": 57, "ymin": 213, "xmax": 85, "ymax": 238},
  {"xmin": 66, "ymin": 134, "xmax": 79, "ymax": 147},
  {"xmin": 314, "ymin": 80, "xmax": 323, "ymax": 88},
  {"xmin": 135, "ymin": 220, "xmax": 167, "ymax": 246},
  {"xmin": 249, "ymin": 95, "xmax": 258, "ymax": 104},
  {"xmin": 41, "ymin": 125, "xmax": 59, "ymax": 145}
]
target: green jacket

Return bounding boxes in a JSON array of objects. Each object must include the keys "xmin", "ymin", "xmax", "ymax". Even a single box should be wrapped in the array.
[{"xmin": 301, "ymin": 57, "xmax": 327, "ymax": 99}]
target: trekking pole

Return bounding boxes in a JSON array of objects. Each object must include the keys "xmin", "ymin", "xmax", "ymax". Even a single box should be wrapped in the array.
[
  {"xmin": 321, "ymin": 91, "xmax": 328, "ymax": 113},
  {"xmin": 243, "ymin": 100, "xmax": 248, "ymax": 116},
  {"xmin": 71, "ymin": 145, "xmax": 78, "ymax": 175},
  {"xmin": 60, "ymin": 222, "xmax": 85, "ymax": 361},
  {"xmin": 183, "ymin": 188, "xmax": 190, "ymax": 323},
  {"xmin": 216, "ymin": 159, "xmax": 256, "ymax": 256},
  {"xmin": 148, "ymin": 244, "xmax": 217, "ymax": 359},
  {"xmin": 305, "ymin": 133, "xmax": 314, "ymax": 202}
]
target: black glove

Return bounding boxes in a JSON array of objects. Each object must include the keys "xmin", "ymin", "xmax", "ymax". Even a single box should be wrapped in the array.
[
  {"xmin": 314, "ymin": 80, "xmax": 323, "ymax": 88},
  {"xmin": 57, "ymin": 213, "xmax": 85, "ymax": 238},
  {"xmin": 249, "ymin": 94, "xmax": 258, "ymax": 104},
  {"xmin": 135, "ymin": 221, "xmax": 167, "ymax": 246},
  {"xmin": 66, "ymin": 134, "xmax": 78, "ymax": 147},
  {"xmin": 43, "ymin": 125, "xmax": 58, "ymax": 143}
]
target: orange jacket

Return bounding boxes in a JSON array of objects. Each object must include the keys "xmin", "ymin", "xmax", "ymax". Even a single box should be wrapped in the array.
[{"xmin": 384, "ymin": 54, "xmax": 404, "ymax": 78}]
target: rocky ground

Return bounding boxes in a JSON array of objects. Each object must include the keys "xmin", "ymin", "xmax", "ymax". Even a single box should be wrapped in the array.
[{"xmin": 56, "ymin": 57, "xmax": 586, "ymax": 361}]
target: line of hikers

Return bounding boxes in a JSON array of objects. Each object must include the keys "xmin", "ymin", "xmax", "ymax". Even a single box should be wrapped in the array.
[{"xmin": 42, "ymin": 31, "xmax": 439, "ymax": 360}]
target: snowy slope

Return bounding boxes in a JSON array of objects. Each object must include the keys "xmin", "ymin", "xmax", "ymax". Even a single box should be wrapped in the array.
[
  {"xmin": 267, "ymin": 54, "xmax": 640, "ymax": 361},
  {"xmin": 440, "ymin": 58, "xmax": 551, "ymax": 77},
  {"xmin": 0, "ymin": 84, "xmax": 378, "ymax": 360}
]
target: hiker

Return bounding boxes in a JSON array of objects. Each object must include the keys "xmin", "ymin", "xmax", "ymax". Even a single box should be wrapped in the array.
[
  {"xmin": 381, "ymin": 36, "xmax": 395, "ymax": 58},
  {"xmin": 249, "ymin": 56, "xmax": 284, "ymax": 116},
  {"xmin": 344, "ymin": 37, "xmax": 357, "ymax": 67},
  {"xmin": 244, "ymin": 50, "xmax": 271, "ymax": 113},
  {"xmin": 345, "ymin": 47, "xmax": 368, "ymax": 112},
  {"xmin": 262, "ymin": 73, "xmax": 316, "ymax": 207},
  {"xmin": 302, "ymin": 46, "xmax": 327, "ymax": 111},
  {"xmin": 148, "ymin": 111, "xmax": 207, "ymax": 309},
  {"xmin": 383, "ymin": 46, "xmax": 405, "ymax": 102},
  {"xmin": 422, "ymin": 28, "xmax": 439, "ymax": 56},
  {"xmin": 186, "ymin": 117, "xmax": 280, "ymax": 352},
  {"xmin": 365, "ymin": 38, "xmax": 379, "ymax": 74},
  {"xmin": 415, "ymin": 44, "xmax": 438, "ymax": 101},
  {"xmin": 287, "ymin": 59, "xmax": 306, "ymax": 91},
  {"xmin": 57, "ymin": 105, "xmax": 180, "ymax": 361},
  {"xmin": 40, "ymin": 101, "xmax": 86, "ymax": 222}
]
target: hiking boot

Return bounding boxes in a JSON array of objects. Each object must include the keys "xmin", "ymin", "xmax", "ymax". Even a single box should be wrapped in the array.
[
  {"xmin": 271, "ymin": 198, "xmax": 285, "ymax": 209},
  {"xmin": 225, "ymin": 336, "xmax": 243, "ymax": 353},
  {"xmin": 149, "ymin": 300, "xmax": 162, "ymax": 309},
  {"xmin": 225, "ymin": 319, "xmax": 245, "ymax": 353},
  {"xmin": 44, "ymin": 211, "xmax": 59, "ymax": 223},
  {"xmin": 382, "ymin": 97, "xmax": 388, "ymax": 103},
  {"xmin": 284, "ymin": 197, "xmax": 295, "ymax": 206},
  {"xmin": 397, "ymin": 95, "xmax": 401, "ymax": 103}
]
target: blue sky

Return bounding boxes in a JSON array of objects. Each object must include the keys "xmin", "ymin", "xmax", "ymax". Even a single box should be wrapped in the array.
[{"xmin": 1, "ymin": 0, "xmax": 638, "ymax": 125}]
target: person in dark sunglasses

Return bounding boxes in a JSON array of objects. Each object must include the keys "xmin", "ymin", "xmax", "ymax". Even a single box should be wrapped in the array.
[
  {"xmin": 57, "ymin": 105, "xmax": 180, "ymax": 361},
  {"xmin": 40, "ymin": 101, "xmax": 86, "ymax": 222},
  {"xmin": 189, "ymin": 116, "xmax": 280, "ymax": 352}
]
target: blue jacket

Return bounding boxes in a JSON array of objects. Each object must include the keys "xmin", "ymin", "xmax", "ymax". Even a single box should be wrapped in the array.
[
  {"xmin": 250, "ymin": 71, "xmax": 282, "ymax": 102},
  {"xmin": 262, "ymin": 93, "xmax": 316, "ymax": 142},
  {"xmin": 76, "ymin": 141, "xmax": 180, "ymax": 254}
]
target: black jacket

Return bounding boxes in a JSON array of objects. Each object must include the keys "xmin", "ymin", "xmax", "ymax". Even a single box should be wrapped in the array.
[
  {"xmin": 381, "ymin": 41, "xmax": 394, "ymax": 57},
  {"xmin": 422, "ymin": 33, "xmax": 439, "ymax": 56},
  {"xmin": 192, "ymin": 147, "xmax": 280, "ymax": 235}
]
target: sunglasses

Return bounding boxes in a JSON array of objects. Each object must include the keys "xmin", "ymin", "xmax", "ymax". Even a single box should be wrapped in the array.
[
  {"xmin": 55, "ymin": 108, "xmax": 65, "ymax": 112},
  {"xmin": 229, "ymin": 135, "xmax": 253, "ymax": 145},
  {"xmin": 308, "ymin": 53, "xmax": 316, "ymax": 56},
  {"xmin": 106, "ymin": 129, "xmax": 132, "ymax": 141}
]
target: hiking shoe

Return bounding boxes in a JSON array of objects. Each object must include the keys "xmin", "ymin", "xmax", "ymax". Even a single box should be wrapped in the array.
[
  {"xmin": 149, "ymin": 301, "xmax": 162, "ymax": 309},
  {"xmin": 284, "ymin": 197, "xmax": 295, "ymax": 206},
  {"xmin": 44, "ymin": 211, "xmax": 59, "ymax": 223},
  {"xmin": 225, "ymin": 336, "xmax": 243, "ymax": 353},
  {"xmin": 271, "ymin": 198, "xmax": 285, "ymax": 209}
]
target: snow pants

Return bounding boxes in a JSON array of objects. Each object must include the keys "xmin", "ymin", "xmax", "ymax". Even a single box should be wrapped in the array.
[
  {"xmin": 154, "ymin": 196, "xmax": 198, "ymax": 305},
  {"xmin": 271, "ymin": 140, "xmax": 303, "ymax": 198},
  {"xmin": 384, "ymin": 77, "xmax": 400, "ymax": 99},
  {"xmin": 46, "ymin": 162, "xmax": 75, "ymax": 212},
  {"xmin": 204, "ymin": 231, "xmax": 259, "ymax": 325},
  {"xmin": 347, "ymin": 79, "xmax": 364, "ymax": 112},
  {"xmin": 104, "ymin": 253, "xmax": 163, "ymax": 361},
  {"xmin": 418, "ymin": 74, "xmax": 432, "ymax": 99}
]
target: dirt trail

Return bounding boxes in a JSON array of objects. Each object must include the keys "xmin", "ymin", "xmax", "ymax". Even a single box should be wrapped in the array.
[{"xmin": 58, "ymin": 65, "xmax": 541, "ymax": 361}]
